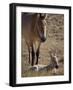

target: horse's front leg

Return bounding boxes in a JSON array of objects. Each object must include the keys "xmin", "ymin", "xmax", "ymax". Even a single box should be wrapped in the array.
[
  {"xmin": 28, "ymin": 49, "xmax": 30, "ymax": 64},
  {"xmin": 27, "ymin": 45, "xmax": 31, "ymax": 64},
  {"xmin": 31, "ymin": 46, "xmax": 35, "ymax": 66},
  {"xmin": 36, "ymin": 47, "xmax": 39, "ymax": 65}
]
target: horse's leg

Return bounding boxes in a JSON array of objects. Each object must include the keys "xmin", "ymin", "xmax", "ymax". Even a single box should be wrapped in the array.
[
  {"xmin": 36, "ymin": 47, "xmax": 39, "ymax": 65},
  {"xmin": 27, "ymin": 45, "xmax": 31, "ymax": 64},
  {"xmin": 31, "ymin": 45, "xmax": 35, "ymax": 66},
  {"xmin": 28, "ymin": 49, "xmax": 30, "ymax": 64}
]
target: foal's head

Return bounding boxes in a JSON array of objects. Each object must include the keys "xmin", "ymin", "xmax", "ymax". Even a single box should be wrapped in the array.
[{"xmin": 36, "ymin": 13, "xmax": 47, "ymax": 42}]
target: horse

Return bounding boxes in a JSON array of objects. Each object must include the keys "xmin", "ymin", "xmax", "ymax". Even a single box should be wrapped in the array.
[{"xmin": 22, "ymin": 13, "xmax": 47, "ymax": 66}]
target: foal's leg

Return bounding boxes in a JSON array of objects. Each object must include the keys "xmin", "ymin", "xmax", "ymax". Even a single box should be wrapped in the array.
[{"xmin": 31, "ymin": 46, "xmax": 35, "ymax": 66}]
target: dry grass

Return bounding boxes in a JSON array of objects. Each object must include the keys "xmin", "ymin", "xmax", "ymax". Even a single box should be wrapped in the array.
[{"xmin": 21, "ymin": 14, "xmax": 64, "ymax": 77}]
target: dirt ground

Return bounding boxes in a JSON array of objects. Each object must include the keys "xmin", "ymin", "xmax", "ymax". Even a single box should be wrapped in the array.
[{"xmin": 21, "ymin": 14, "xmax": 64, "ymax": 77}]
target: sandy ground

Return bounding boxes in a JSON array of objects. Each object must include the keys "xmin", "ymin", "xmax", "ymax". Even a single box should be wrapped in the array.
[{"xmin": 21, "ymin": 14, "xmax": 64, "ymax": 77}]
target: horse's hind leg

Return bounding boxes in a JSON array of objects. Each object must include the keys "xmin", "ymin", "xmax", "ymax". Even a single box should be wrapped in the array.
[{"xmin": 31, "ymin": 46, "xmax": 35, "ymax": 66}]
